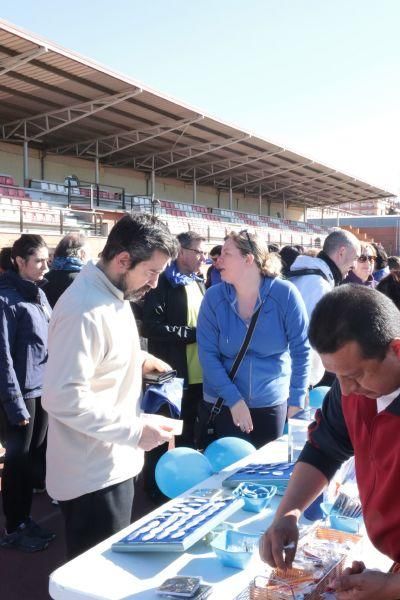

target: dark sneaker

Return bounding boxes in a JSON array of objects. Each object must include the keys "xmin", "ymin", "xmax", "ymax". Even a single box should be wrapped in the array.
[
  {"xmin": 21, "ymin": 518, "xmax": 56, "ymax": 542},
  {"xmin": 0, "ymin": 529, "xmax": 49, "ymax": 552}
]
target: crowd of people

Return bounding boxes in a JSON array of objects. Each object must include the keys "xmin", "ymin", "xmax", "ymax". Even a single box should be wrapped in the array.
[{"xmin": 0, "ymin": 215, "xmax": 400, "ymax": 598}]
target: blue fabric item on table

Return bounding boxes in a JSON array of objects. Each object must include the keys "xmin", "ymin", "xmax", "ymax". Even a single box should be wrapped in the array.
[{"xmin": 141, "ymin": 378, "xmax": 183, "ymax": 418}]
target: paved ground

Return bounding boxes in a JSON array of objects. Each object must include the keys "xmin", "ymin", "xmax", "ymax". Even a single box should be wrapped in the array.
[{"xmin": 0, "ymin": 459, "xmax": 156, "ymax": 600}]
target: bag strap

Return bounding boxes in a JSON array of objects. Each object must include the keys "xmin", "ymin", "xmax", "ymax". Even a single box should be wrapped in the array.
[
  {"xmin": 207, "ymin": 302, "xmax": 263, "ymax": 424},
  {"xmin": 286, "ymin": 268, "xmax": 330, "ymax": 283}
]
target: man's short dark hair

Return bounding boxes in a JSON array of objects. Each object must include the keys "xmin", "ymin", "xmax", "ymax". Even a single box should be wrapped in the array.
[
  {"xmin": 101, "ymin": 214, "xmax": 178, "ymax": 268},
  {"xmin": 387, "ymin": 256, "xmax": 400, "ymax": 271},
  {"xmin": 209, "ymin": 245, "xmax": 222, "ymax": 257},
  {"xmin": 0, "ymin": 246, "xmax": 12, "ymax": 271},
  {"xmin": 309, "ymin": 284, "xmax": 400, "ymax": 360},
  {"xmin": 322, "ymin": 229, "xmax": 359, "ymax": 256},
  {"xmin": 372, "ymin": 243, "xmax": 388, "ymax": 270},
  {"xmin": 377, "ymin": 270, "xmax": 400, "ymax": 310},
  {"xmin": 177, "ymin": 231, "xmax": 205, "ymax": 249},
  {"xmin": 54, "ymin": 233, "xmax": 87, "ymax": 258}
]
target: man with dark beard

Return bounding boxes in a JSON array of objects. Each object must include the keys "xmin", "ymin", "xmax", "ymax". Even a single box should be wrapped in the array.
[{"xmin": 42, "ymin": 214, "xmax": 179, "ymax": 560}]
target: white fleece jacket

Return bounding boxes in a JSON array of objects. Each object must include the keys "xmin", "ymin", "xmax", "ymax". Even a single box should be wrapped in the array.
[
  {"xmin": 42, "ymin": 261, "xmax": 146, "ymax": 501},
  {"xmin": 289, "ymin": 255, "xmax": 335, "ymax": 386}
]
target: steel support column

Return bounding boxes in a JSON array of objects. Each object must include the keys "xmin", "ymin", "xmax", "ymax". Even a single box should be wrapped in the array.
[
  {"xmin": 40, "ymin": 150, "xmax": 46, "ymax": 180},
  {"xmin": 229, "ymin": 178, "xmax": 233, "ymax": 211},
  {"xmin": 95, "ymin": 142, "xmax": 100, "ymax": 185},
  {"xmin": 23, "ymin": 139, "xmax": 29, "ymax": 186},
  {"xmin": 193, "ymin": 168, "xmax": 197, "ymax": 205},
  {"xmin": 258, "ymin": 185, "xmax": 262, "ymax": 215},
  {"xmin": 151, "ymin": 168, "xmax": 156, "ymax": 202}
]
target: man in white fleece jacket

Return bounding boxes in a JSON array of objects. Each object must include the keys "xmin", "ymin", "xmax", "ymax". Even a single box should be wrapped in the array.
[{"xmin": 42, "ymin": 214, "xmax": 179, "ymax": 559}]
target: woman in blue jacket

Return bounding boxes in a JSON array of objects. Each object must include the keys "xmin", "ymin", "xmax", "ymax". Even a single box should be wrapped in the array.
[
  {"xmin": 0, "ymin": 234, "xmax": 54, "ymax": 552},
  {"xmin": 197, "ymin": 231, "xmax": 310, "ymax": 448}
]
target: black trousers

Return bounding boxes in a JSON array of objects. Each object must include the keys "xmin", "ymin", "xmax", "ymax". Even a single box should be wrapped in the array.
[
  {"xmin": 176, "ymin": 383, "xmax": 203, "ymax": 448},
  {"xmin": 59, "ymin": 477, "xmax": 135, "ymax": 560},
  {"xmin": 1, "ymin": 397, "xmax": 48, "ymax": 532},
  {"xmin": 196, "ymin": 400, "xmax": 287, "ymax": 450}
]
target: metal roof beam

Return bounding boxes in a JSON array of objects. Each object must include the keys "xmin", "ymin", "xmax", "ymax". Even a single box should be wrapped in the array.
[
  {"xmin": 128, "ymin": 134, "xmax": 251, "ymax": 171},
  {"xmin": 187, "ymin": 148, "xmax": 287, "ymax": 182},
  {"xmin": 51, "ymin": 115, "xmax": 203, "ymax": 157},
  {"xmin": 267, "ymin": 169, "xmax": 345, "ymax": 195},
  {"xmin": 230, "ymin": 160, "xmax": 315, "ymax": 190},
  {"xmin": 0, "ymin": 46, "xmax": 48, "ymax": 76},
  {"xmin": 1, "ymin": 89, "xmax": 143, "ymax": 141},
  {"xmin": 99, "ymin": 115, "xmax": 203, "ymax": 158},
  {"xmin": 282, "ymin": 177, "xmax": 385, "ymax": 204}
]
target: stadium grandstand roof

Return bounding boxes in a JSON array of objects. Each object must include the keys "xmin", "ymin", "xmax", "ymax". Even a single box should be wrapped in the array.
[{"xmin": 0, "ymin": 19, "xmax": 394, "ymax": 209}]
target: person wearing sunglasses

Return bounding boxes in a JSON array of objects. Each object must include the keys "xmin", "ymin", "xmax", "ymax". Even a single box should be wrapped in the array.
[
  {"xmin": 343, "ymin": 244, "xmax": 377, "ymax": 288},
  {"xmin": 196, "ymin": 230, "xmax": 310, "ymax": 448}
]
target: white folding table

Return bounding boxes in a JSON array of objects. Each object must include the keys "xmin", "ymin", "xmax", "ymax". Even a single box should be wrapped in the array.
[{"xmin": 49, "ymin": 438, "xmax": 391, "ymax": 599}]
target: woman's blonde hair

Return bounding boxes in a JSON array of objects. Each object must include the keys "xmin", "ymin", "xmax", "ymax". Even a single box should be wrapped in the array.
[
  {"xmin": 226, "ymin": 230, "xmax": 281, "ymax": 278},
  {"xmin": 361, "ymin": 242, "xmax": 376, "ymax": 257}
]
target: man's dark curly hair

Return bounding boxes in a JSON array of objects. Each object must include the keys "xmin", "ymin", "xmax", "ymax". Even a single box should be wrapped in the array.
[{"xmin": 101, "ymin": 213, "xmax": 178, "ymax": 268}]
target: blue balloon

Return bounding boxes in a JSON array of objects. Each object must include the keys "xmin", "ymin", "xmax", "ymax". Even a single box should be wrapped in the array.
[
  {"xmin": 204, "ymin": 437, "xmax": 255, "ymax": 473},
  {"xmin": 309, "ymin": 386, "xmax": 330, "ymax": 408},
  {"xmin": 155, "ymin": 447, "xmax": 213, "ymax": 498}
]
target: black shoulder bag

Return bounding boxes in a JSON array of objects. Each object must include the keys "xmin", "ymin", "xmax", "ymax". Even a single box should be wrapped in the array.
[{"xmin": 198, "ymin": 303, "xmax": 263, "ymax": 450}]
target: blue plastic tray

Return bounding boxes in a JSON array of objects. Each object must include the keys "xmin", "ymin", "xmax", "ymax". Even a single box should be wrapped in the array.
[
  {"xmin": 112, "ymin": 495, "xmax": 244, "ymax": 553},
  {"xmin": 222, "ymin": 462, "xmax": 295, "ymax": 495}
]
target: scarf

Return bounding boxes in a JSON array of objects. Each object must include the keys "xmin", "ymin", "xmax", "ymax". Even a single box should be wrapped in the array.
[
  {"xmin": 51, "ymin": 256, "xmax": 83, "ymax": 272},
  {"xmin": 164, "ymin": 260, "xmax": 202, "ymax": 288}
]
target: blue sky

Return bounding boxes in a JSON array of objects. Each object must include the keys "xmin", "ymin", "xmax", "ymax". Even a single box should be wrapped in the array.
[{"xmin": 2, "ymin": 1, "xmax": 400, "ymax": 193}]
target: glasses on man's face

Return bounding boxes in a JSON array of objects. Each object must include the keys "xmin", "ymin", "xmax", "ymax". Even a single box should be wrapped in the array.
[
  {"xmin": 184, "ymin": 247, "xmax": 207, "ymax": 258},
  {"xmin": 357, "ymin": 255, "xmax": 375, "ymax": 264},
  {"xmin": 239, "ymin": 229, "xmax": 256, "ymax": 254}
]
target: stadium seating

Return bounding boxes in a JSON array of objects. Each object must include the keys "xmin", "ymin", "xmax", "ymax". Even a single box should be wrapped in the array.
[{"xmin": 0, "ymin": 174, "xmax": 330, "ymax": 245}]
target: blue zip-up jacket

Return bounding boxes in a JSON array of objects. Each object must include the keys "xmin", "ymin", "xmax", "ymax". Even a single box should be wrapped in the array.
[
  {"xmin": 197, "ymin": 277, "xmax": 310, "ymax": 410},
  {"xmin": 0, "ymin": 270, "xmax": 51, "ymax": 425}
]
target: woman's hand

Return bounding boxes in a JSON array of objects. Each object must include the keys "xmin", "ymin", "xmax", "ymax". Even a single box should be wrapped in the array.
[{"xmin": 230, "ymin": 399, "xmax": 253, "ymax": 434}]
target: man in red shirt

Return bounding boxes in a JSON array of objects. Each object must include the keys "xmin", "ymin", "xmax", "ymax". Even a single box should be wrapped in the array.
[{"xmin": 260, "ymin": 284, "xmax": 400, "ymax": 600}]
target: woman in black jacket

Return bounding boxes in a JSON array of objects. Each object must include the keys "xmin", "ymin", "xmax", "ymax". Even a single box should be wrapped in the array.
[{"xmin": 0, "ymin": 235, "xmax": 55, "ymax": 552}]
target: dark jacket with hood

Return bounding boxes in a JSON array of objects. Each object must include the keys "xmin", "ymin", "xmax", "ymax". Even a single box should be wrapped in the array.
[
  {"xmin": 0, "ymin": 270, "xmax": 51, "ymax": 425},
  {"xmin": 43, "ymin": 256, "xmax": 83, "ymax": 308},
  {"xmin": 141, "ymin": 261, "xmax": 205, "ymax": 387}
]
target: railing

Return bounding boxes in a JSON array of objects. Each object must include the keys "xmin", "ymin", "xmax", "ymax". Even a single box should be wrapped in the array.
[{"xmin": 0, "ymin": 199, "xmax": 104, "ymax": 236}]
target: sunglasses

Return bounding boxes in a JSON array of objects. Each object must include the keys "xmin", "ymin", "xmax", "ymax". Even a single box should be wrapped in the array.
[
  {"xmin": 239, "ymin": 229, "xmax": 256, "ymax": 254},
  {"xmin": 357, "ymin": 255, "xmax": 375, "ymax": 264}
]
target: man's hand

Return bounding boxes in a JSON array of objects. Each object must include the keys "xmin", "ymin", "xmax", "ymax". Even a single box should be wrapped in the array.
[
  {"xmin": 332, "ymin": 569, "xmax": 400, "ymax": 600},
  {"xmin": 18, "ymin": 419, "xmax": 29, "ymax": 426},
  {"xmin": 341, "ymin": 561, "xmax": 366, "ymax": 578},
  {"xmin": 259, "ymin": 513, "xmax": 299, "ymax": 569},
  {"xmin": 230, "ymin": 399, "xmax": 253, "ymax": 434},
  {"xmin": 142, "ymin": 354, "xmax": 172, "ymax": 376},
  {"xmin": 137, "ymin": 420, "xmax": 174, "ymax": 451}
]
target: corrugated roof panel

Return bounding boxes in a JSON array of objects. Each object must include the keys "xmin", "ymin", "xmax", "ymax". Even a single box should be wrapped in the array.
[{"xmin": 0, "ymin": 18, "xmax": 394, "ymax": 207}]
